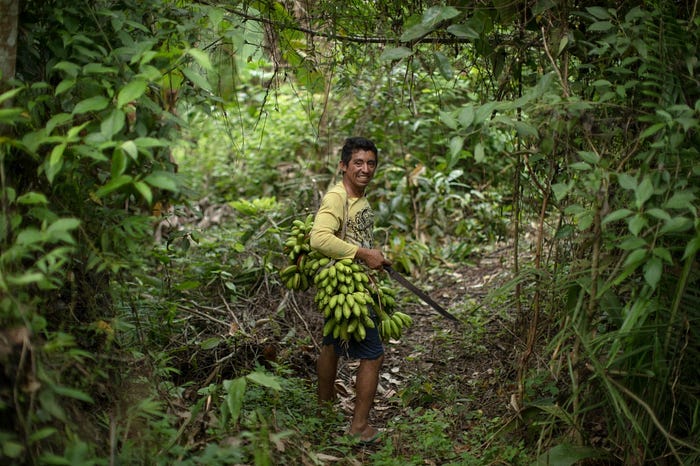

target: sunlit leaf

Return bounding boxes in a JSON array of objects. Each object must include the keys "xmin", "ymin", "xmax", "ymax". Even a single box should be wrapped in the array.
[
  {"xmin": 117, "ymin": 78, "xmax": 147, "ymax": 107},
  {"xmin": 133, "ymin": 181, "xmax": 152, "ymax": 204},
  {"xmin": 17, "ymin": 192, "xmax": 49, "ymax": 205},
  {"xmin": 144, "ymin": 171, "xmax": 178, "ymax": 192},
  {"xmin": 72, "ymin": 96, "xmax": 109, "ymax": 115},
  {"xmin": 187, "ymin": 48, "xmax": 213, "ymax": 71}
]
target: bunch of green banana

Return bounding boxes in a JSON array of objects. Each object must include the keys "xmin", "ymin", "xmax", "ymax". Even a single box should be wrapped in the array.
[
  {"xmin": 372, "ymin": 285, "xmax": 413, "ymax": 341},
  {"xmin": 314, "ymin": 258, "xmax": 376, "ymax": 342},
  {"xmin": 279, "ymin": 214, "xmax": 314, "ymax": 290}
]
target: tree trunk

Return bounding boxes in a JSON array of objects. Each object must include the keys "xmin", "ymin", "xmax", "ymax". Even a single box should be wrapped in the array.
[{"xmin": 0, "ymin": 0, "xmax": 19, "ymax": 89}]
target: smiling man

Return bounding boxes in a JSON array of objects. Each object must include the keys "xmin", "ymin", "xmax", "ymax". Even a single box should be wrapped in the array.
[{"xmin": 310, "ymin": 136, "xmax": 391, "ymax": 445}]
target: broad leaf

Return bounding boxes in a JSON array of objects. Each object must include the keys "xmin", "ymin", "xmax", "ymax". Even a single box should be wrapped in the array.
[
  {"xmin": 380, "ymin": 47, "xmax": 413, "ymax": 62},
  {"xmin": 117, "ymin": 78, "xmax": 147, "ymax": 107}
]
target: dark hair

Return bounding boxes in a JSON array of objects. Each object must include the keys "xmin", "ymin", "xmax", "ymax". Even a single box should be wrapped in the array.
[{"xmin": 340, "ymin": 137, "xmax": 378, "ymax": 165}]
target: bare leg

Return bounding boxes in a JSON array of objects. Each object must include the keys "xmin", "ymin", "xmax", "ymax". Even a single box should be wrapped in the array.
[
  {"xmin": 348, "ymin": 354, "xmax": 384, "ymax": 440},
  {"xmin": 317, "ymin": 344, "xmax": 339, "ymax": 403}
]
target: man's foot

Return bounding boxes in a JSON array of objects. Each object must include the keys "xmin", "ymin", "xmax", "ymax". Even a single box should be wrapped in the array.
[{"xmin": 349, "ymin": 426, "xmax": 384, "ymax": 445}]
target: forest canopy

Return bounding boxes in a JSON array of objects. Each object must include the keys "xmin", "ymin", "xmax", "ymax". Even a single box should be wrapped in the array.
[{"xmin": 1, "ymin": 0, "xmax": 699, "ymax": 464}]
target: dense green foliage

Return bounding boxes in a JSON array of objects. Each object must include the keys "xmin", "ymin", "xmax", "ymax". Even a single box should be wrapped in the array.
[{"xmin": 1, "ymin": 0, "xmax": 699, "ymax": 464}]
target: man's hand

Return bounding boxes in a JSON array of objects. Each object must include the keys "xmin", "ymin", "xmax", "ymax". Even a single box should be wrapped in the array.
[{"xmin": 355, "ymin": 247, "xmax": 391, "ymax": 270}]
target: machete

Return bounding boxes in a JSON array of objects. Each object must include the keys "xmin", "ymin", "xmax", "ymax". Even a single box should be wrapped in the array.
[{"xmin": 383, "ymin": 265, "xmax": 460, "ymax": 323}]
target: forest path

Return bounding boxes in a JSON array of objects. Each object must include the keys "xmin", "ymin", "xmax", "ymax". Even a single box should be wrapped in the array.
[{"xmin": 324, "ymin": 243, "xmax": 521, "ymax": 451}]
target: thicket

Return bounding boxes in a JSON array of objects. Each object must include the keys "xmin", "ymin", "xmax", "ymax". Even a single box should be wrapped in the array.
[{"xmin": 1, "ymin": 0, "xmax": 699, "ymax": 464}]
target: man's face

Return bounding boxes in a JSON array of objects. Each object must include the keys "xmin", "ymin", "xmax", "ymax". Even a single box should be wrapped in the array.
[{"xmin": 341, "ymin": 149, "xmax": 377, "ymax": 194}]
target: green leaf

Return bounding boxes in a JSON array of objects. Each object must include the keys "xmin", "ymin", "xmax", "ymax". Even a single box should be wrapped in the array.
[
  {"xmin": 449, "ymin": 136, "xmax": 463, "ymax": 158},
  {"xmin": 182, "ymin": 67, "xmax": 212, "ymax": 91},
  {"xmin": 421, "ymin": 5, "xmax": 460, "ymax": 25},
  {"xmin": 0, "ymin": 86, "xmax": 23, "ymax": 104},
  {"xmin": 52, "ymin": 60, "xmax": 81, "ymax": 78},
  {"xmin": 55, "ymin": 78, "xmax": 76, "ymax": 96},
  {"xmin": 53, "ymin": 385, "xmax": 94, "ymax": 403},
  {"xmin": 187, "ymin": 48, "xmax": 213, "ymax": 71},
  {"xmin": 628, "ymin": 214, "xmax": 647, "ymax": 236},
  {"xmin": 133, "ymin": 181, "xmax": 153, "ymax": 204},
  {"xmin": 619, "ymin": 236, "xmax": 647, "ymax": 250},
  {"xmin": 121, "ymin": 140, "xmax": 138, "ymax": 160},
  {"xmin": 144, "ymin": 171, "xmax": 178, "ymax": 192},
  {"xmin": 651, "ymin": 246, "xmax": 672, "ymax": 264},
  {"xmin": 101, "ymin": 109, "xmax": 125, "ymax": 138},
  {"xmin": 1, "ymin": 439, "xmax": 24, "ymax": 458},
  {"xmin": 117, "ymin": 78, "xmax": 147, "ymax": 107},
  {"xmin": 46, "ymin": 218, "xmax": 81, "ymax": 236},
  {"xmin": 634, "ymin": 176, "xmax": 653, "ymax": 209},
  {"xmin": 446, "ymin": 24, "xmax": 479, "ymax": 39},
  {"xmin": 72, "ymin": 96, "xmax": 109, "ymax": 115},
  {"xmin": 5, "ymin": 272, "xmax": 46, "ymax": 286},
  {"xmin": 28, "ymin": 427, "xmax": 58, "ymax": 444},
  {"xmin": 570, "ymin": 162, "xmax": 591, "ymax": 171},
  {"xmin": 474, "ymin": 142, "xmax": 485, "ymax": 163},
  {"xmin": 457, "ymin": 105, "xmax": 474, "ymax": 127},
  {"xmin": 246, "ymin": 370, "xmax": 282, "ymax": 391},
  {"xmin": 682, "ymin": 235, "xmax": 700, "ymax": 260},
  {"xmin": 111, "ymin": 149, "xmax": 127, "ymax": 178},
  {"xmin": 95, "ymin": 174, "xmax": 133, "ymax": 198},
  {"xmin": 434, "ymin": 51, "xmax": 453, "ymax": 80},
  {"xmin": 640, "ymin": 122, "xmax": 666, "ymax": 139},
  {"xmin": 514, "ymin": 121, "xmax": 538, "ymax": 138},
  {"xmin": 644, "ymin": 257, "xmax": 662, "ymax": 288},
  {"xmin": 200, "ymin": 337, "xmax": 221, "ymax": 349},
  {"xmin": 46, "ymin": 113, "xmax": 72, "ymax": 134},
  {"xmin": 17, "ymin": 192, "xmax": 49, "ymax": 205},
  {"xmin": 623, "ymin": 248, "xmax": 647, "ymax": 268},
  {"xmin": 224, "ymin": 377, "xmax": 247, "ymax": 425},
  {"xmin": 589, "ymin": 21, "xmax": 614, "ymax": 32},
  {"xmin": 551, "ymin": 182, "xmax": 572, "ymax": 201},
  {"xmin": 577, "ymin": 151, "xmax": 599, "ymax": 165},
  {"xmin": 617, "ymin": 173, "xmax": 637, "ymax": 190},
  {"xmin": 602, "ymin": 208, "xmax": 633, "ymax": 224},
  {"xmin": 536, "ymin": 443, "xmax": 605, "ymax": 466},
  {"xmin": 646, "ymin": 208, "xmax": 671, "ymax": 221},
  {"xmin": 586, "ymin": 7, "xmax": 612, "ymax": 20},
  {"xmin": 379, "ymin": 46, "xmax": 414, "ymax": 62},
  {"xmin": 663, "ymin": 191, "xmax": 696, "ymax": 210},
  {"xmin": 660, "ymin": 216, "xmax": 693, "ymax": 235}
]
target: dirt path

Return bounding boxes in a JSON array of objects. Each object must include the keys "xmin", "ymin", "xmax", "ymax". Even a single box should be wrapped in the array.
[{"xmin": 328, "ymin": 244, "xmax": 519, "ymax": 441}]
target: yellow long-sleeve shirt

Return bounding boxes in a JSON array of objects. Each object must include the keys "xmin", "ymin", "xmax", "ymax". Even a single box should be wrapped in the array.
[{"xmin": 309, "ymin": 182, "xmax": 375, "ymax": 260}]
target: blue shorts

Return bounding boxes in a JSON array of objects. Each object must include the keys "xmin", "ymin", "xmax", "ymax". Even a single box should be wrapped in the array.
[{"xmin": 322, "ymin": 314, "xmax": 384, "ymax": 360}]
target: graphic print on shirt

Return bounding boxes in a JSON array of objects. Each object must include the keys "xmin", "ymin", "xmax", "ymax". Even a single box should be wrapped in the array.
[{"xmin": 346, "ymin": 206, "xmax": 374, "ymax": 249}]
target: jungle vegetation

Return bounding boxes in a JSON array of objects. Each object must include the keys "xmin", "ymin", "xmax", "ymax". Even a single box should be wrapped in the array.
[{"xmin": 1, "ymin": 0, "xmax": 699, "ymax": 464}]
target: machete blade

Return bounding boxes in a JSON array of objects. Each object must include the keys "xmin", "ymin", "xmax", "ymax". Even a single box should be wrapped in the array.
[{"xmin": 383, "ymin": 265, "xmax": 460, "ymax": 323}]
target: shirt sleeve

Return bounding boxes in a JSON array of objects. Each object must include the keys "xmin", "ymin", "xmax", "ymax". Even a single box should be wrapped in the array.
[{"xmin": 309, "ymin": 191, "xmax": 359, "ymax": 260}]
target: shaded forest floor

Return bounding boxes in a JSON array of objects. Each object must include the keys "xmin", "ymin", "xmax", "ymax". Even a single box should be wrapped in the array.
[
  {"xmin": 154, "ymin": 204, "xmax": 534, "ymax": 463},
  {"xmin": 268, "ymin": 241, "xmax": 529, "ymax": 463}
]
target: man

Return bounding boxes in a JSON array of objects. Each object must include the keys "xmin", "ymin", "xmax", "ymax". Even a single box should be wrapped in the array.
[{"xmin": 309, "ymin": 136, "xmax": 391, "ymax": 445}]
